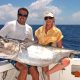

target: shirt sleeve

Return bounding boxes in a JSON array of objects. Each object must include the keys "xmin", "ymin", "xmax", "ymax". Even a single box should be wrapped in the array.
[
  {"xmin": 27, "ymin": 27, "xmax": 34, "ymax": 41},
  {"xmin": 35, "ymin": 29, "xmax": 38, "ymax": 38},
  {"xmin": 57, "ymin": 30, "xmax": 63, "ymax": 42},
  {"xmin": 35, "ymin": 27, "xmax": 41, "ymax": 38},
  {"xmin": 0, "ymin": 23, "xmax": 10, "ymax": 37}
]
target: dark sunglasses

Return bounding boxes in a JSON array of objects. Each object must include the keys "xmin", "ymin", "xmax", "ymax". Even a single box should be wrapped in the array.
[
  {"xmin": 18, "ymin": 13, "xmax": 28, "ymax": 17},
  {"xmin": 44, "ymin": 17, "xmax": 53, "ymax": 20}
]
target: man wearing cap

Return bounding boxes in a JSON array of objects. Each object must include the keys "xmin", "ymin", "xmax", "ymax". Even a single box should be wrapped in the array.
[{"xmin": 35, "ymin": 11, "xmax": 70, "ymax": 80}]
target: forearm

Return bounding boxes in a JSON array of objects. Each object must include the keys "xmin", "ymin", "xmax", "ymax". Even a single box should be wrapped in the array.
[{"xmin": 57, "ymin": 40, "xmax": 63, "ymax": 48}]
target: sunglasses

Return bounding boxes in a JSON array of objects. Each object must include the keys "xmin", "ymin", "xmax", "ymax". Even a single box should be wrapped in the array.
[
  {"xmin": 44, "ymin": 17, "xmax": 54, "ymax": 20},
  {"xmin": 18, "ymin": 13, "xmax": 28, "ymax": 17}
]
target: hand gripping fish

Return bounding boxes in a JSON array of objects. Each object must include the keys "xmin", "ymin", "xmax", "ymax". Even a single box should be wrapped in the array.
[{"xmin": 0, "ymin": 37, "xmax": 80, "ymax": 67}]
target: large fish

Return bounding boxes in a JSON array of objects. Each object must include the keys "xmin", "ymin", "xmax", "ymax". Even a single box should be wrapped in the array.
[{"xmin": 0, "ymin": 37, "xmax": 80, "ymax": 67}]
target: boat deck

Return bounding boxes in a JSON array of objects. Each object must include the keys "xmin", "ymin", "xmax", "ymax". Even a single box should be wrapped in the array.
[{"xmin": 0, "ymin": 58, "xmax": 80, "ymax": 80}]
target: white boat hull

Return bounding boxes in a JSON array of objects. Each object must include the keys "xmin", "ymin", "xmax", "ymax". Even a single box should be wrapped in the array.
[{"xmin": 0, "ymin": 58, "xmax": 80, "ymax": 80}]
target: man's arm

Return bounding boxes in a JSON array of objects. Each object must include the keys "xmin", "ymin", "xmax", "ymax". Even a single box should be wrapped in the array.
[{"xmin": 0, "ymin": 23, "xmax": 10, "ymax": 37}]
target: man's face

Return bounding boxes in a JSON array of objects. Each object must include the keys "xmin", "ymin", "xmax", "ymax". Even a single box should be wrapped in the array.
[{"xmin": 17, "ymin": 9, "xmax": 28, "ymax": 25}]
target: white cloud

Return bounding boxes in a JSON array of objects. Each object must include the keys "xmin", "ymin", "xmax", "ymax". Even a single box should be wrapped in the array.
[
  {"xmin": 0, "ymin": 0, "xmax": 62, "ymax": 24},
  {"xmin": 44, "ymin": 6, "xmax": 61, "ymax": 15},
  {"xmin": 29, "ymin": 0, "xmax": 61, "ymax": 14},
  {"xmin": 29, "ymin": 12, "xmax": 38, "ymax": 18},
  {"xmin": 71, "ymin": 11, "xmax": 80, "ymax": 24},
  {"xmin": 28, "ymin": 0, "xmax": 62, "ymax": 24},
  {"xmin": 0, "ymin": 3, "xmax": 18, "ymax": 24},
  {"xmin": 72, "ymin": 11, "xmax": 80, "ymax": 20},
  {"xmin": 29, "ymin": 0, "xmax": 52, "ymax": 10}
]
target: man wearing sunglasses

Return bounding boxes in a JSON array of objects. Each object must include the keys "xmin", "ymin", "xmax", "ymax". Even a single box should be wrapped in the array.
[
  {"xmin": 35, "ymin": 11, "xmax": 70, "ymax": 80},
  {"xmin": 0, "ymin": 8, "xmax": 39, "ymax": 80}
]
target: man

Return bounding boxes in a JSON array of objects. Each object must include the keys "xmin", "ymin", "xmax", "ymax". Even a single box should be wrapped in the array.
[
  {"xmin": 0, "ymin": 8, "xmax": 39, "ymax": 80},
  {"xmin": 35, "ymin": 11, "xmax": 70, "ymax": 80}
]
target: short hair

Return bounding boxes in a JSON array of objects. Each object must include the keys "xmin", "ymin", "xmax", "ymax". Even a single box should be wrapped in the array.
[{"xmin": 18, "ymin": 8, "xmax": 29, "ymax": 16}]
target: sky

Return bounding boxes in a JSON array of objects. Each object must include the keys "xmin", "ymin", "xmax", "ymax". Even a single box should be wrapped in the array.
[{"xmin": 0, "ymin": 0, "xmax": 80, "ymax": 25}]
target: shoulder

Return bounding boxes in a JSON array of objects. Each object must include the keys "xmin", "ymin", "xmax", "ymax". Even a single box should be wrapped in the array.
[
  {"xmin": 53, "ymin": 26, "xmax": 62, "ymax": 33},
  {"xmin": 25, "ymin": 24, "xmax": 31, "ymax": 28},
  {"xmin": 7, "ymin": 20, "xmax": 16, "ymax": 25},
  {"xmin": 5, "ymin": 20, "xmax": 16, "ymax": 26},
  {"xmin": 3, "ymin": 20, "xmax": 16, "ymax": 29},
  {"xmin": 35, "ymin": 26, "xmax": 43, "ymax": 36},
  {"xmin": 35, "ymin": 25, "xmax": 43, "ymax": 31},
  {"xmin": 25, "ymin": 24, "xmax": 33, "ymax": 31}
]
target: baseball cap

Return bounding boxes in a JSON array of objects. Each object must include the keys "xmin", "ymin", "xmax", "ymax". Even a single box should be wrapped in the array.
[{"xmin": 44, "ymin": 11, "xmax": 54, "ymax": 18}]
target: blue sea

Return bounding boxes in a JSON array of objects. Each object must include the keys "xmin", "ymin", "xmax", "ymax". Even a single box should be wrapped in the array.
[{"xmin": 0, "ymin": 25, "xmax": 80, "ymax": 51}]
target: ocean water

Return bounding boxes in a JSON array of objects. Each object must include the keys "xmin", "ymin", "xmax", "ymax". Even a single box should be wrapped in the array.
[{"xmin": 0, "ymin": 25, "xmax": 80, "ymax": 51}]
